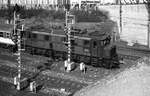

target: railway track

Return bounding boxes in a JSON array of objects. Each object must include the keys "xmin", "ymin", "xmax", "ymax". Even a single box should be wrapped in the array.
[
  {"xmin": 117, "ymin": 46, "xmax": 150, "ymax": 56},
  {"xmin": 118, "ymin": 54, "xmax": 141, "ymax": 61},
  {"xmin": 117, "ymin": 45, "xmax": 150, "ymax": 61},
  {"xmin": 0, "ymin": 64, "xmax": 87, "ymax": 94}
]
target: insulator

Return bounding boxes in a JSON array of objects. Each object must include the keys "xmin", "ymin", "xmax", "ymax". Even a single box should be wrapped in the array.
[
  {"xmin": 13, "ymin": 4, "xmax": 20, "ymax": 13},
  {"xmin": 16, "ymin": 25, "xmax": 22, "ymax": 30},
  {"xmin": 17, "ymin": 56, "xmax": 21, "ymax": 60},
  {"xmin": 12, "ymin": 37, "xmax": 18, "ymax": 44},
  {"xmin": 15, "ymin": 20, "xmax": 21, "ymax": 24},
  {"xmin": 12, "ymin": 29, "xmax": 18, "ymax": 36},
  {"xmin": 18, "ymin": 72, "xmax": 21, "ymax": 78},
  {"xmin": 65, "ymin": 4, "xmax": 70, "ymax": 11},
  {"xmin": 18, "ymin": 60, "xmax": 21, "ymax": 64}
]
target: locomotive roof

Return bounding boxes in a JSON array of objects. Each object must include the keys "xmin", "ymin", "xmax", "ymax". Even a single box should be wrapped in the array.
[
  {"xmin": 28, "ymin": 20, "xmax": 115, "ymax": 41},
  {"xmin": 0, "ymin": 20, "xmax": 116, "ymax": 41}
]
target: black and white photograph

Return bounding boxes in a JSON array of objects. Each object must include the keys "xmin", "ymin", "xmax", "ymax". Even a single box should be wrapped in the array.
[{"xmin": 0, "ymin": 0, "xmax": 150, "ymax": 96}]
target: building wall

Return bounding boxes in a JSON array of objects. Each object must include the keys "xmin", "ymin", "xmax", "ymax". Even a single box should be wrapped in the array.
[
  {"xmin": 98, "ymin": 4, "xmax": 149, "ymax": 45},
  {"xmin": 0, "ymin": 0, "xmax": 149, "ymax": 6}
]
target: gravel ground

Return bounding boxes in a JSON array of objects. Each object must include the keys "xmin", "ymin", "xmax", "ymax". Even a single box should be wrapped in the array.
[
  {"xmin": 0, "ymin": 79, "xmax": 50, "ymax": 96},
  {"xmin": 74, "ymin": 57, "xmax": 150, "ymax": 96},
  {"xmin": 0, "ymin": 48, "xmax": 140, "ymax": 85},
  {"xmin": 0, "ymin": 49, "xmax": 145, "ymax": 96},
  {"xmin": 0, "ymin": 50, "xmax": 117, "ymax": 84}
]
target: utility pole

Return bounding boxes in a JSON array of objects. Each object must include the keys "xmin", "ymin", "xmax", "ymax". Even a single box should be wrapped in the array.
[
  {"xmin": 147, "ymin": 1, "xmax": 150, "ymax": 48},
  {"xmin": 119, "ymin": 0, "xmax": 122, "ymax": 35},
  {"xmin": 14, "ymin": 11, "xmax": 16, "ymax": 35},
  {"xmin": 148, "ymin": 21, "xmax": 150, "ymax": 48},
  {"xmin": 7, "ymin": 0, "xmax": 11, "ymax": 24}
]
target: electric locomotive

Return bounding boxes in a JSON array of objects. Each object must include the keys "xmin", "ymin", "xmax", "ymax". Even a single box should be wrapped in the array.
[
  {"xmin": 23, "ymin": 21, "xmax": 119, "ymax": 68},
  {"xmin": 0, "ymin": 20, "xmax": 119, "ymax": 69}
]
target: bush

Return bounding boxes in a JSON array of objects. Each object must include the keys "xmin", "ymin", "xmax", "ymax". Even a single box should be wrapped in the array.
[
  {"xmin": 0, "ymin": 5, "xmax": 109, "ymax": 22},
  {"xmin": 72, "ymin": 10, "xmax": 109, "ymax": 22}
]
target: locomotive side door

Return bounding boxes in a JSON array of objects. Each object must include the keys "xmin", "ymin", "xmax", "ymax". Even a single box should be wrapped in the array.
[
  {"xmin": 49, "ymin": 34, "xmax": 54, "ymax": 58},
  {"xmin": 90, "ymin": 39, "xmax": 104, "ymax": 66},
  {"xmin": 91, "ymin": 39, "xmax": 98, "ymax": 57},
  {"xmin": 91, "ymin": 39, "xmax": 103, "ymax": 58},
  {"xmin": 90, "ymin": 39, "xmax": 98, "ymax": 66},
  {"xmin": 98, "ymin": 40, "xmax": 104, "ymax": 58}
]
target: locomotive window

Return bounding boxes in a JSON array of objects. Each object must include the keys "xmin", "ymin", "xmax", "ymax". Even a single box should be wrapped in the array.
[
  {"xmin": 28, "ymin": 33, "xmax": 31, "ymax": 38},
  {"xmin": 93, "ymin": 41, "xmax": 97, "ymax": 48},
  {"xmin": 61, "ymin": 37, "xmax": 66, "ymax": 42},
  {"xmin": 0, "ymin": 32, "xmax": 3, "ymax": 37},
  {"xmin": 49, "ymin": 43, "xmax": 53, "ymax": 48},
  {"xmin": 103, "ymin": 38, "xmax": 110, "ymax": 46},
  {"xmin": 32, "ymin": 34, "xmax": 37, "ymax": 39},
  {"xmin": 84, "ymin": 48, "xmax": 90, "ymax": 53},
  {"xmin": 71, "ymin": 39, "xmax": 77, "ymax": 45},
  {"xmin": 44, "ymin": 35, "xmax": 49, "ymax": 41},
  {"xmin": 6, "ymin": 33, "xmax": 10, "ymax": 38},
  {"xmin": 103, "ymin": 40, "xmax": 106, "ymax": 45},
  {"xmin": 84, "ymin": 40, "xmax": 89, "ymax": 45},
  {"xmin": 100, "ymin": 41, "xmax": 104, "ymax": 46}
]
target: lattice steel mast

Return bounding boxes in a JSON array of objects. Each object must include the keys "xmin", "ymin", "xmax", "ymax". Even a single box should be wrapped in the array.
[
  {"xmin": 65, "ymin": 1, "xmax": 71, "ymax": 66},
  {"xmin": 13, "ymin": 4, "xmax": 24, "ymax": 90},
  {"xmin": 66, "ymin": 11, "xmax": 71, "ymax": 63},
  {"xmin": 16, "ymin": 14, "xmax": 22, "ymax": 90},
  {"xmin": 64, "ymin": 0, "xmax": 75, "ymax": 72}
]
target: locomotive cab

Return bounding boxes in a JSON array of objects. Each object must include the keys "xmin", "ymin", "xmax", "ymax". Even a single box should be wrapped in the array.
[
  {"xmin": 103, "ymin": 37, "xmax": 119, "ymax": 68},
  {"xmin": 90, "ymin": 30, "xmax": 119, "ymax": 68}
]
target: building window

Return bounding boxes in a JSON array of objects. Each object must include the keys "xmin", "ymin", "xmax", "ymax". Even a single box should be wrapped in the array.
[
  {"xmin": 6, "ymin": 33, "xmax": 10, "ymax": 38},
  {"xmin": 44, "ymin": 35, "xmax": 49, "ymax": 41},
  {"xmin": 93, "ymin": 41, "xmax": 97, "ymax": 48}
]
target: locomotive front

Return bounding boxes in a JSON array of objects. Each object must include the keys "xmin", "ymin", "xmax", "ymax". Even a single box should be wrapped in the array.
[{"xmin": 88, "ymin": 21, "xmax": 119, "ymax": 68}]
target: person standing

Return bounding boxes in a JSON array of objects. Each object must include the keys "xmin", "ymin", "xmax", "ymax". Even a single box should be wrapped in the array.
[
  {"xmin": 64, "ymin": 60, "xmax": 68, "ymax": 71},
  {"xmin": 80, "ymin": 62, "xmax": 86, "ymax": 73}
]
